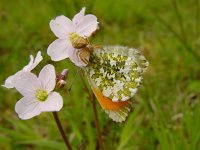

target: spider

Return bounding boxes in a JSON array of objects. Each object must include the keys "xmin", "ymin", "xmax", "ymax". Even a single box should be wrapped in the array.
[{"xmin": 77, "ymin": 44, "xmax": 101, "ymax": 65}]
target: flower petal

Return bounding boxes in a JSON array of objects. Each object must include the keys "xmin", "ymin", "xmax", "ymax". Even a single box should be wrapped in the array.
[
  {"xmin": 40, "ymin": 92, "xmax": 63, "ymax": 112},
  {"xmin": 76, "ymin": 14, "xmax": 98, "ymax": 37},
  {"xmin": 39, "ymin": 64, "xmax": 56, "ymax": 92},
  {"xmin": 2, "ymin": 51, "xmax": 43, "ymax": 89},
  {"xmin": 23, "ymin": 51, "xmax": 43, "ymax": 72},
  {"xmin": 47, "ymin": 39, "xmax": 74, "ymax": 61},
  {"xmin": 2, "ymin": 75, "xmax": 15, "ymax": 88},
  {"xmin": 14, "ymin": 72, "xmax": 42, "ymax": 97},
  {"xmin": 2, "ymin": 70, "xmax": 24, "ymax": 89},
  {"xmin": 15, "ymin": 96, "xmax": 41, "ymax": 120},
  {"xmin": 72, "ymin": 7, "xmax": 85, "ymax": 26},
  {"xmin": 23, "ymin": 55, "xmax": 34, "ymax": 72},
  {"xmin": 69, "ymin": 49, "xmax": 89, "ymax": 67},
  {"xmin": 50, "ymin": 15, "xmax": 74, "ymax": 39}
]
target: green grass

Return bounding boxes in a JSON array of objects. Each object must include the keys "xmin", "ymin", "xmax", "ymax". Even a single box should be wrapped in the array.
[{"xmin": 0, "ymin": 0, "xmax": 200, "ymax": 149}]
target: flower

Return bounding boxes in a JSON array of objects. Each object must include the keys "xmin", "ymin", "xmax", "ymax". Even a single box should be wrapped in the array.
[
  {"xmin": 14, "ymin": 64, "xmax": 63, "ymax": 120},
  {"xmin": 47, "ymin": 7, "xmax": 98, "ymax": 67},
  {"xmin": 2, "ymin": 51, "xmax": 43, "ymax": 88}
]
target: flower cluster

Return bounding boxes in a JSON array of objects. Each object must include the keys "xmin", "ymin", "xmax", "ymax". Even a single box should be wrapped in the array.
[
  {"xmin": 3, "ymin": 7, "xmax": 98, "ymax": 119},
  {"xmin": 3, "ymin": 53, "xmax": 63, "ymax": 120}
]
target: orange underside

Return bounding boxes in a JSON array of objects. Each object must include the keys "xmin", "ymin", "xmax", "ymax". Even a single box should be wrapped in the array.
[{"xmin": 93, "ymin": 87, "xmax": 129, "ymax": 110}]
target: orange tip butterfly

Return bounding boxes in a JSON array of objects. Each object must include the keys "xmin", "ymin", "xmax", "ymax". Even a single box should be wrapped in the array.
[{"xmin": 84, "ymin": 46, "xmax": 149, "ymax": 122}]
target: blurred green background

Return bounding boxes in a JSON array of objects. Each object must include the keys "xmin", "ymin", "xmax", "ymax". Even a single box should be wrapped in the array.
[{"xmin": 0, "ymin": 0, "xmax": 200, "ymax": 149}]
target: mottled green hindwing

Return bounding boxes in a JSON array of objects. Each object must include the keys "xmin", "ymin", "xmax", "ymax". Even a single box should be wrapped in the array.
[{"xmin": 85, "ymin": 46, "xmax": 149, "ymax": 102}]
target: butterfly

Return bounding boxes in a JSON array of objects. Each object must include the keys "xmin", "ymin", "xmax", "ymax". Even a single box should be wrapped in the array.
[{"xmin": 84, "ymin": 46, "xmax": 149, "ymax": 122}]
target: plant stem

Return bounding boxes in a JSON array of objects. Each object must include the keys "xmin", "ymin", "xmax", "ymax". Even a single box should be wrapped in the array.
[
  {"xmin": 52, "ymin": 112, "xmax": 72, "ymax": 150},
  {"xmin": 79, "ymin": 70, "xmax": 104, "ymax": 149},
  {"xmin": 91, "ymin": 93, "xmax": 104, "ymax": 150}
]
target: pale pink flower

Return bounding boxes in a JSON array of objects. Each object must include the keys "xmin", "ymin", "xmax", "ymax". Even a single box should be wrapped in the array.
[
  {"xmin": 14, "ymin": 64, "xmax": 63, "ymax": 120},
  {"xmin": 47, "ymin": 7, "xmax": 98, "ymax": 67}
]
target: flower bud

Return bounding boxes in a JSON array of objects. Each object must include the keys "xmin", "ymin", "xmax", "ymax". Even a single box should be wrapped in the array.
[
  {"xmin": 61, "ymin": 69, "xmax": 68, "ymax": 77},
  {"xmin": 56, "ymin": 69, "xmax": 68, "ymax": 90}
]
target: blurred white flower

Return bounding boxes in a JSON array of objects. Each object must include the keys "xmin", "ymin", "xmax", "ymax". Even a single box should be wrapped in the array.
[
  {"xmin": 14, "ymin": 64, "xmax": 63, "ymax": 120},
  {"xmin": 2, "ymin": 51, "xmax": 43, "ymax": 88},
  {"xmin": 47, "ymin": 7, "xmax": 98, "ymax": 66}
]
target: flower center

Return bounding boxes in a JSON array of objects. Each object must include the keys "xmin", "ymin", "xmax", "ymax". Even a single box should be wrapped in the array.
[
  {"xmin": 69, "ymin": 32, "xmax": 79, "ymax": 41},
  {"xmin": 69, "ymin": 32, "xmax": 88, "ymax": 49},
  {"xmin": 36, "ymin": 89, "xmax": 48, "ymax": 101}
]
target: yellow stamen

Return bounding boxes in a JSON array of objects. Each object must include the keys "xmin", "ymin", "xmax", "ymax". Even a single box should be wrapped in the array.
[
  {"xmin": 69, "ymin": 33, "xmax": 88, "ymax": 49},
  {"xmin": 36, "ymin": 89, "xmax": 48, "ymax": 101}
]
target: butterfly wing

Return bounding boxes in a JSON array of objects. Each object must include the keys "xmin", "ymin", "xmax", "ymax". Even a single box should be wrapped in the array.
[
  {"xmin": 85, "ymin": 46, "xmax": 148, "ymax": 122},
  {"xmin": 87, "ymin": 76, "xmax": 133, "ymax": 122}
]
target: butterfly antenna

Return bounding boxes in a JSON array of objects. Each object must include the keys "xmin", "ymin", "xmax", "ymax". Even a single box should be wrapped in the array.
[{"xmin": 68, "ymin": 68, "xmax": 79, "ymax": 92}]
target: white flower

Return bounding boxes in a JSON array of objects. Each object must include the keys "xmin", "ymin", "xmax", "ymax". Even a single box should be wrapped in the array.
[
  {"xmin": 47, "ymin": 7, "xmax": 98, "ymax": 66},
  {"xmin": 2, "ymin": 51, "xmax": 43, "ymax": 88},
  {"xmin": 14, "ymin": 64, "xmax": 63, "ymax": 120}
]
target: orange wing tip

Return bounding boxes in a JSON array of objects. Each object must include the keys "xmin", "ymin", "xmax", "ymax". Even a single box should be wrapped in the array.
[
  {"xmin": 105, "ymin": 101, "xmax": 133, "ymax": 123},
  {"xmin": 88, "ymin": 76, "xmax": 134, "ymax": 122}
]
